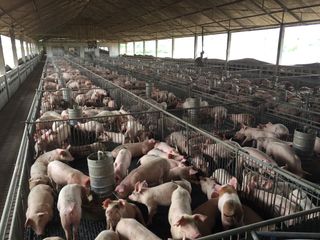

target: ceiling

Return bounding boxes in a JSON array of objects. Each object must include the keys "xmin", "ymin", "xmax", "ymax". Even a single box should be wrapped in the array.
[{"xmin": 0, "ymin": 0, "xmax": 320, "ymax": 42}]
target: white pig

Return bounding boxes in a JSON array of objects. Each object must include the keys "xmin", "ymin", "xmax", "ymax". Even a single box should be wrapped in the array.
[
  {"xmin": 200, "ymin": 177, "xmax": 219, "ymax": 200},
  {"xmin": 102, "ymin": 198, "xmax": 145, "ymax": 230},
  {"xmin": 95, "ymin": 230, "xmax": 119, "ymax": 240},
  {"xmin": 25, "ymin": 184, "xmax": 54, "ymax": 235},
  {"xmin": 128, "ymin": 180, "xmax": 191, "ymax": 224},
  {"xmin": 168, "ymin": 186, "xmax": 206, "ymax": 239},
  {"xmin": 36, "ymin": 147, "xmax": 74, "ymax": 165},
  {"xmin": 116, "ymin": 218, "xmax": 161, "ymax": 240},
  {"xmin": 29, "ymin": 161, "xmax": 51, "ymax": 189},
  {"xmin": 114, "ymin": 149, "xmax": 132, "ymax": 185},
  {"xmin": 57, "ymin": 184, "xmax": 88, "ymax": 240},
  {"xmin": 48, "ymin": 160, "xmax": 90, "ymax": 194}
]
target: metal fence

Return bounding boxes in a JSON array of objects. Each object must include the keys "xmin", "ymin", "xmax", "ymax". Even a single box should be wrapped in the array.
[
  {"xmin": 0, "ymin": 55, "xmax": 40, "ymax": 111},
  {"xmin": 1, "ymin": 56, "xmax": 320, "ymax": 240}
]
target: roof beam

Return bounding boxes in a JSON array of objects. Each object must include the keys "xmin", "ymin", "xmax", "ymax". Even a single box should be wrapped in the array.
[
  {"xmin": 272, "ymin": 0, "xmax": 302, "ymax": 22},
  {"xmin": 248, "ymin": 0, "xmax": 281, "ymax": 24},
  {"xmin": 0, "ymin": 0, "xmax": 30, "ymax": 18}
]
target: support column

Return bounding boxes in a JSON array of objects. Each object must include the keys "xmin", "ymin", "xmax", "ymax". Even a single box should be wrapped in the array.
[
  {"xmin": 20, "ymin": 39, "xmax": 26, "ymax": 63},
  {"xmin": 47, "ymin": 45, "xmax": 53, "ymax": 57},
  {"xmin": 80, "ymin": 46, "xmax": 85, "ymax": 58},
  {"xmin": 171, "ymin": 37, "xmax": 174, "ymax": 58},
  {"xmin": 275, "ymin": 24, "xmax": 285, "ymax": 82},
  {"xmin": 133, "ymin": 42, "xmax": 135, "ymax": 55},
  {"xmin": 26, "ymin": 42, "xmax": 30, "ymax": 57},
  {"xmin": 9, "ymin": 29, "xmax": 18, "ymax": 67},
  {"xmin": 194, "ymin": 33, "xmax": 198, "ymax": 59},
  {"xmin": 0, "ymin": 37, "xmax": 6, "ymax": 75},
  {"xmin": 225, "ymin": 31, "xmax": 232, "ymax": 71},
  {"xmin": 143, "ymin": 41, "xmax": 145, "ymax": 55},
  {"xmin": 155, "ymin": 39, "xmax": 158, "ymax": 57},
  {"xmin": 125, "ymin": 43, "xmax": 127, "ymax": 54}
]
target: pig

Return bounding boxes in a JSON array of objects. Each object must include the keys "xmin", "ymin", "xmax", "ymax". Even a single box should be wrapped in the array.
[
  {"xmin": 234, "ymin": 125, "xmax": 279, "ymax": 146},
  {"xmin": 36, "ymin": 147, "xmax": 74, "ymax": 166},
  {"xmin": 154, "ymin": 141, "xmax": 181, "ymax": 157},
  {"xmin": 29, "ymin": 161, "xmax": 51, "ymax": 189},
  {"xmin": 57, "ymin": 184, "xmax": 88, "ymax": 240},
  {"xmin": 208, "ymin": 106, "xmax": 227, "ymax": 128},
  {"xmin": 258, "ymin": 122, "xmax": 289, "ymax": 140},
  {"xmin": 192, "ymin": 198, "xmax": 219, "ymax": 236},
  {"xmin": 102, "ymin": 198, "xmax": 145, "ymax": 230},
  {"xmin": 25, "ymin": 184, "xmax": 54, "ymax": 235},
  {"xmin": 95, "ymin": 230, "xmax": 119, "ymax": 240},
  {"xmin": 265, "ymin": 142, "xmax": 306, "ymax": 176},
  {"xmin": 122, "ymin": 119, "xmax": 145, "ymax": 142},
  {"xmin": 98, "ymin": 131, "xmax": 128, "ymax": 144},
  {"xmin": 200, "ymin": 177, "xmax": 219, "ymax": 199},
  {"xmin": 111, "ymin": 139, "xmax": 156, "ymax": 158},
  {"xmin": 228, "ymin": 113, "xmax": 255, "ymax": 128},
  {"xmin": 76, "ymin": 121, "xmax": 104, "ymax": 136},
  {"xmin": 75, "ymin": 94, "xmax": 88, "ymax": 106},
  {"xmin": 201, "ymin": 140, "xmax": 240, "ymax": 163},
  {"xmin": 256, "ymin": 137, "xmax": 292, "ymax": 151},
  {"xmin": 242, "ymin": 147, "xmax": 278, "ymax": 173},
  {"xmin": 250, "ymin": 188, "xmax": 300, "ymax": 226},
  {"xmin": 148, "ymin": 148, "xmax": 185, "ymax": 162},
  {"xmin": 48, "ymin": 160, "xmax": 90, "ymax": 193},
  {"xmin": 168, "ymin": 166, "xmax": 198, "ymax": 181},
  {"xmin": 166, "ymin": 131, "xmax": 189, "ymax": 155},
  {"xmin": 139, "ymin": 154, "xmax": 185, "ymax": 169},
  {"xmin": 288, "ymin": 189, "xmax": 316, "ymax": 211},
  {"xmin": 168, "ymin": 186, "xmax": 206, "ymax": 239},
  {"xmin": 115, "ymin": 158, "xmax": 170, "ymax": 198},
  {"xmin": 114, "ymin": 149, "xmax": 132, "ymax": 185},
  {"xmin": 128, "ymin": 180, "xmax": 191, "ymax": 224},
  {"xmin": 116, "ymin": 218, "xmax": 161, "ymax": 240},
  {"xmin": 211, "ymin": 177, "xmax": 244, "ymax": 230}
]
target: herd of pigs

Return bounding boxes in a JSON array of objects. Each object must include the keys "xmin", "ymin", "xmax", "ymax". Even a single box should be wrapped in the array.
[
  {"xmin": 97, "ymin": 56, "xmax": 320, "ymax": 119},
  {"xmin": 25, "ymin": 59, "xmax": 319, "ymax": 240}
]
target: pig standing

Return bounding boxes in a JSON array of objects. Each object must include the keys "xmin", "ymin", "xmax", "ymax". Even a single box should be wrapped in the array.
[
  {"xmin": 129, "ymin": 180, "xmax": 191, "ymax": 224},
  {"xmin": 48, "ymin": 160, "xmax": 90, "ymax": 193},
  {"xmin": 211, "ymin": 177, "xmax": 244, "ymax": 230},
  {"xmin": 116, "ymin": 218, "xmax": 161, "ymax": 240},
  {"xmin": 234, "ymin": 126, "xmax": 278, "ymax": 146},
  {"xmin": 265, "ymin": 142, "xmax": 306, "ymax": 176},
  {"xmin": 168, "ymin": 186, "xmax": 206, "ymax": 239},
  {"xmin": 95, "ymin": 230, "xmax": 119, "ymax": 240},
  {"xmin": 29, "ymin": 161, "xmax": 51, "ymax": 189},
  {"xmin": 139, "ymin": 154, "xmax": 185, "ymax": 169},
  {"xmin": 36, "ymin": 147, "xmax": 74, "ymax": 165},
  {"xmin": 256, "ymin": 137, "xmax": 292, "ymax": 151},
  {"xmin": 192, "ymin": 198, "xmax": 219, "ymax": 236},
  {"xmin": 114, "ymin": 149, "xmax": 132, "ymax": 185},
  {"xmin": 115, "ymin": 158, "xmax": 170, "ymax": 198},
  {"xmin": 112, "ymin": 139, "xmax": 156, "ymax": 158},
  {"xmin": 102, "ymin": 198, "xmax": 145, "ymax": 230},
  {"xmin": 25, "ymin": 184, "xmax": 54, "ymax": 235},
  {"xmin": 57, "ymin": 184, "xmax": 88, "ymax": 240},
  {"xmin": 258, "ymin": 122, "xmax": 289, "ymax": 140},
  {"xmin": 168, "ymin": 166, "xmax": 198, "ymax": 181},
  {"xmin": 200, "ymin": 177, "xmax": 219, "ymax": 200}
]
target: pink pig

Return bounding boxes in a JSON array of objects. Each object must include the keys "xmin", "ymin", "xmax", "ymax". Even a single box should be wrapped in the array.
[
  {"xmin": 114, "ymin": 149, "xmax": 132, "ymax": 185},
  {"xmin": 169, "ymin": 186, "xmax": 206, "ymax": 239},
  {"xmin": 57, "ymin": 184, "xmax": 88, "ymax": 240},
  {"xmin": 47, "ymin": 160, "xmax": 90, "ymax": 194}
]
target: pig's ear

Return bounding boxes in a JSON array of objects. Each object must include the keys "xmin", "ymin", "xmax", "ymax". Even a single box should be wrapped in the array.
[
  {"xmin": 213, "ymin": 184, "xmax": 222, "ymax": 193},
  {"xmin": 192, "ymin": 214, "xmax": 207, "ymax": 222},
  {"xmin": 84, "ymin": 177, "xmax": 90, "ymax": 187},
  {"xmin": 59, "ymin": 149, "xmax": 67, "ymax": 156},
  {"xmin": 173, "ymin": 216, "xmax": 187, "ymax": 227},
  {"xmin": 118, "ymin": 199, "xmax": 126, "ymax": 207},
  {"xmin": 134, "ymin": 181, "xmax": 141, "ymax": 192},
  {"xmin": 189, "ymin": 168, "xmax": 198, "ymax": 175},
  {"xmin": 229, "ymin": 177, "xmax": 238, "ymax": 190},
  {"xmin": 25, "ymin": 218, "xmax": 32, "ymax": 228}
]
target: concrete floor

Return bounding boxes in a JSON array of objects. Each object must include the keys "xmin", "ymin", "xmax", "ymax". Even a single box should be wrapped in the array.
[{"xmin": 0, "ymin": 58, "xmax": 44, "ymax": 217}]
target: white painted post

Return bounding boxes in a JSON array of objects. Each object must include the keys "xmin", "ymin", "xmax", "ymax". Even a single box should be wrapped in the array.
[
  {"xmin": 171, "ymin": 37, "xmax": 174, "ymax": 58},
  {"xmin": 143, "ymin": 41, "xmax": 145, "ymax": 55},
  {"xmin": 80, "ymin": 46, "xmax": 85, "ymax": 58},
  {"xmin": 20, "ymin": 39, "xmax": 26, "ymax": 63},
  {"xmin": 194, "ymin": 33, "xmax": 198, "ymax": 59},
  {"xmin": 9, "ymin": 29, "xmax": 18, "ymax": 67},
  {"xmin": 0, "ymin": 37, "xmax": 9, "ymax": 100}
]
